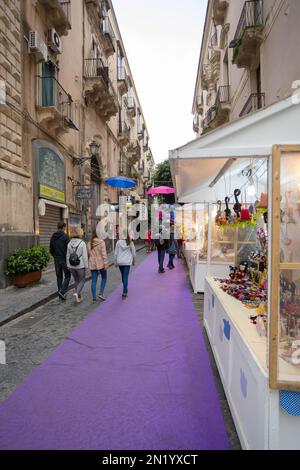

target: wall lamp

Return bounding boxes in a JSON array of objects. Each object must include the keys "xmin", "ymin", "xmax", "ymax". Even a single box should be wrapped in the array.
[{"xmin": 73, "ymin": 140, "xmax": 100, "ymax": 165}]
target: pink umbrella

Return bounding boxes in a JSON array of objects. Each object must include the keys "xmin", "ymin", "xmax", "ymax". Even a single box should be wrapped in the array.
[{"xmin": 146, "ymin": 186, "xmax": 175, "ymax": 195}]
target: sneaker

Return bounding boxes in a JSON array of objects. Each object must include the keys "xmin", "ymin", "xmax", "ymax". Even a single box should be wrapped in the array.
[
  {"xmin": 98, "ymin": 294, "xmax": 106, "ymax": 301},
  {"xmin": 158, "ymin": 269, "xmax": 165, "ymax": 273},
  {"xmin": 122, "ymin": 293, "xmax": 128, "ymax": 299},
  {"xmin": 58, "ymin": 291, "xmax": 66, "ymax": 300},
  {"xmin": 92, "ymin": 299, "xmax": 97, "ymax": 303},
  {"xmin": 73, "ymin": 293, "xmax": 80, "ymax": 303}
]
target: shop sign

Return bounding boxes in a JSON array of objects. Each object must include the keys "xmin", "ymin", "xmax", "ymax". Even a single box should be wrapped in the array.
[
  {"xmin": 39, "ymin": 184, "xmax": 65, "ymax": 203},
  {"xmin": 39, "ymin": 148, "xmax": 65, "ymax": 192},
  {"xmin": 75, "ymin": 186, "xmax": 94, "ymax": 199}
]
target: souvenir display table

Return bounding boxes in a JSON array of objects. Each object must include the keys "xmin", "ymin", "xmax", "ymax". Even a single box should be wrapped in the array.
[{"xmin": 204, "ymin": 275, "xmax": 300, "ymax": 450}]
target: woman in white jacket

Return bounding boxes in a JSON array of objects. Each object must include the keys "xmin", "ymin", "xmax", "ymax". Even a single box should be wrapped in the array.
[
  {"xmin": 67, "ymin": 227, "xmax": 89, "ymax": 303},
  {"xmin": 114, "ymin": 231, "xmax": 136, "ymax": 299}
]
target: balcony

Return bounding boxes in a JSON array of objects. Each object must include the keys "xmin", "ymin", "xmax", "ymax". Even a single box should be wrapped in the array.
[
  {"xmin": 209, "ymin": 32, "xmax": 221, "ymax": 81},
  {"xmin": 143, "ymin": 140, "xmax": 149, "ymax": 152},
  {"xmin": 84, "ymin": 58, "xmax": 118, "ymax": 121},
  {"xmin": 36, "ymin": 76, "xmax": 78, "ymax": 135},
  {"xmin": 201, "ymin": 64, "xmax": 213, "ymax": 90},
  {"xmin": 202, "ymin": 85, "xmax": 230, "ymax": 132},
  {"xmin": 39, "ymin": 0, "xmax": 71, "ymax": 36},
  {"xmin": 193, "ymin": 114, "xmax": 199, "ymax": 133},
  {"xmin": 100, "ymin": 15, "xmax": 115, "ymax": 57},
  {"xmin": 118, "ymin": 121, "xmax": 130, "ymax": 145},
  {"xmin": 117, "ymin": 67, "xmax": 129, "ymax": 96},
  {"xmin": 137, "ymin": 123, "xmax": 145, "ymax": 140},
  {"xmin": 196, "ymin": 95, "xmax": 204, "ymax": 114},
  {"xmin": 127, "ymin": 140, "xmax": 141, "ymax": 164},
  {"xmin": 230, "ymin": 0, "xmax": 264, "ymax": 69},
  {"xmin": 124, "ymin": 96, "xmax": 136, "ymax": 117},
  {"xmin": 239, "ymin": 92, "xmax": 265, "ymax": 117},
  {"xmin": 213, "ymin": 0, "xmax": 229, "ymax": 26}
]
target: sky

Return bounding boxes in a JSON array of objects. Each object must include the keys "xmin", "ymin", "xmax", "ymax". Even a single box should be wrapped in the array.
[{"xmin": 113, "ymin": 0, "xmax": 208, "ymax": 164}]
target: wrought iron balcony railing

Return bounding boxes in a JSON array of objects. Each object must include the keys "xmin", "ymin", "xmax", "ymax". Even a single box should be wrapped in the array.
[
  {"xmin": 37, "ymin": 75, "xmax": 77, "ymax": 129},
  {"xmin": 210, "ymin": 30, "xmax": 218, "ymax": 48},
  {"xmin": 215, "ymin": 85, "xmax": 230, "ymax": 109},
  {"xmin": 232, "ymin": 0, "xmax": 263, "ymax": 43},
  {"xmin": 239, "ymin": 92, "xmax": 265, "ymax": 117},
  {"xmin": 84, "ymin": 58, "xmax": 118, "ymax": 101}
]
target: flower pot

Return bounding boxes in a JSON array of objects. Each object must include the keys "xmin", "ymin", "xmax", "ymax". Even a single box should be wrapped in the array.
[{"xmin": 12, "ymin": 270, "xmax": 42, "ymax": 288}]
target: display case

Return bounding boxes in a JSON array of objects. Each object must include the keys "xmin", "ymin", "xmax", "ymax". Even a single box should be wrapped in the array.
[
  {"xmin": 181, "ymin": 203, "xmax": 261, "ymax": 292},
  {"xmin": 270, "ymin": 146, "xmax": 300, "ymax": 391},
  {"xmin": 180, "ymin": 203, "xmax": 209, "ymax": 293}
]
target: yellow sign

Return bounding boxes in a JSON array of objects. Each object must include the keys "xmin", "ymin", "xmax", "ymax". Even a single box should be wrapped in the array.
[{"xmin": 39, "ymin": 184, "xmax": 65, "ymax": 203}]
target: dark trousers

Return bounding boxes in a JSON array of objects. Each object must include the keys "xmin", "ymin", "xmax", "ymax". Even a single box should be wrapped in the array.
[
  {"xmin": 168, "ymin": 253, "xmax": 175, "ymax": 267},
  {"xmin": 119, "ymin": 265, "xmax": 130, "ymax": 294},
  {"xmin": 157, "ymin": 250, "xmax": 165, "ymax": 271},
  {"xmin": 54, "ymin": 258, "xmax": 71, "ymax": 294}
]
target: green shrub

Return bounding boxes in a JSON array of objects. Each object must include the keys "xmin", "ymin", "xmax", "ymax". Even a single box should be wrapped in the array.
[{"xmin": 5, "ymin": 246, "xmax": 50, "ymax": 276}]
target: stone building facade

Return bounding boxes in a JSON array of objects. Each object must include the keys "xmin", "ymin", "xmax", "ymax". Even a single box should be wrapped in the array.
[
  {"xmin": 0, "ymin": 0, "xmax": 154, "ymax": 288},
  {"xmin": 192, "ymin": 0, "xmax": 300, "ymax": 136}
]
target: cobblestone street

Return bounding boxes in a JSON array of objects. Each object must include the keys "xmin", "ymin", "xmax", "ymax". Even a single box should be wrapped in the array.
[{"xmin": 0, "ymin": 248, "xmax": 148, "ymax": 402}]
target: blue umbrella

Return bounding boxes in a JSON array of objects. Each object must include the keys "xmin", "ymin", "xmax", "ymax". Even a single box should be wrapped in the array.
[{"xmin": 105, "ymin": 176, "xmax": 136, "ymax": 189}]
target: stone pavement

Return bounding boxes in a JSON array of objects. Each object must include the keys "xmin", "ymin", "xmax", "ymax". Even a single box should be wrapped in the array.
[
  {"xmin": 0, "ymin": 245, "xmax": 145, "ymax": 326},
  {"xmin": 0, "ymin": 248, "xmax": 148, "ymax": 403}
]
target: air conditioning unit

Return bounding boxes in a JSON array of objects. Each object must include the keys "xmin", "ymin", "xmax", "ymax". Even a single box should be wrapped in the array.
[
  {"xmin": 47, "ymin": 28, "xmax": 62, "ymax": 54},
  {"xmin": 28, "ymin": 31, "xmax": 48, "ymax": 62}
]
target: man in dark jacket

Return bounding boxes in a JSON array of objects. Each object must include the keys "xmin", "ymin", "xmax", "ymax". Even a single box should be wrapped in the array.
[
  {"xmin": 154, "ymin": 229, "xmax": 170, "ymax": 273},
  {"xmin": 50, "ymin": 221, "xmax": 71, "ymax": 300}
]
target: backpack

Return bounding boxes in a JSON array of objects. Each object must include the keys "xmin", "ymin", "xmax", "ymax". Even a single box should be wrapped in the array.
[{"xmin": 69, "ymin": 241, "xmax": 83, "ymax": 266}]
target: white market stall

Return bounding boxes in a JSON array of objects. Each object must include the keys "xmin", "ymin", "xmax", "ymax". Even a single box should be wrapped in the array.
[{"xmin": 170, "ymin": 95, "xmax": 300, "ymax": 450}]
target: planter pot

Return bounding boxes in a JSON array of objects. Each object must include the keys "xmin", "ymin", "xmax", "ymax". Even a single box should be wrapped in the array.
[{"xmin": 12, "ymin": 270, "xmax": 42, "ymax": 288}]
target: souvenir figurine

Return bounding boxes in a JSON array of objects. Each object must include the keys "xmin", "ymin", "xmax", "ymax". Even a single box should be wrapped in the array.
[
  {"xmin": 241, "ymin": 208, "xmax": 250, "ymax": 221},
  {"xmin": 229, "ymin": 265, "xmax": 237, "ymax": 280},
  {"xmin": 215, "ymin": 200, "xmax": 222, "ymax": 224},
  {"xmin": 233, "ymin": 189, "xmax": 242, "ymax": 218},
  {"xmin": 224, "ymin": 197, "xmax": 233, "ymax": 223}
]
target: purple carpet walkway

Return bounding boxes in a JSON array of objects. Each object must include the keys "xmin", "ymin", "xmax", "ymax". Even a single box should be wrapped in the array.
[{"xmin": 0, "ymin": 254, "xmax": 228, "ymax": 450}]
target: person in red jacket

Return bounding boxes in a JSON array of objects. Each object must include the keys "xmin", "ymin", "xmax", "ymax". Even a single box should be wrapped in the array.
[{"xmin": 145, "ymin": 229, "xmax": 153, "ymax": 253}]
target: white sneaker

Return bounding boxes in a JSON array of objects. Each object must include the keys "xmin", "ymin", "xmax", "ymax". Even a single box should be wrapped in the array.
[{"xmin": 73, "ymin": 293, "xmax": 80, "ymax": 303}]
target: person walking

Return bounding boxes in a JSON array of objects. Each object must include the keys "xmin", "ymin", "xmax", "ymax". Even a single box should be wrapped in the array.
[
  {"xmin": 67, "ymin": 227, "xmax": 88, "ymax": 303},
  {"xmin": 88, "ymin": 230, "xmax": 108, "ymax": 302},
  {"xmin": 145, "ymin": 229, "xmax": 153, "ymax": 253},
  {"xmin": 167, "ymin": 225, "xmax": 178, "ymax": 269},
  {"xmin": 114, "ymin": 231, "xmax": 136, "ymax": 299},
  {"xmin": 154, "ymin": 229, "xmax": 169, "ymax": 273},
  {"xmin": 50, "ymin": 221, "xmax": 71, "ymax": 300}
]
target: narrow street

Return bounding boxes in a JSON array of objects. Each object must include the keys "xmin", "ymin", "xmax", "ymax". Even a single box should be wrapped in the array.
[{"xmin": 0, "ymin": 252, "xmax": 237, "ymax": 450}]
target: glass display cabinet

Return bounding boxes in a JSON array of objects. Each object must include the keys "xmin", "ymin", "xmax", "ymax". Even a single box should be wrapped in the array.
[{"xmin": 270, "ymin": 146, "xmax": 300, "ymax": 391}]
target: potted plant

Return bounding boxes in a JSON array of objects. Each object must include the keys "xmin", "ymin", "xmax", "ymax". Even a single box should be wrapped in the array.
[{"xmin": 5, "ymin": 246, "xmax": 50, "ymax": 287}]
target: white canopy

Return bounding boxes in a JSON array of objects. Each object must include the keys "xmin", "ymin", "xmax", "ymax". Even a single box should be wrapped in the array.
[{"xmin": 169, "ymin": 95, "xmax": 300, "ymax": 203}]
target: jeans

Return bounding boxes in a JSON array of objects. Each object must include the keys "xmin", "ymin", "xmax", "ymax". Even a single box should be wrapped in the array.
[
  {"xmin": 119, "ymin": 265, "xmax": 130, "ymax": 294},
  {"xmin": 157, "ymin": 250, "xmax": 165, "ymax": 271},
  {"xmin": 70, "ymin": 268, "xmax": 86, "ymax": 296},
  {"xmin": 91, "ymin": 269, "xmax": 107, "ymax": 300},
  {"xmin": 54, "ymin": 258, "xmax": 71, "ymax": 294},
  {"xmin": 168, "ymin": 254, "xmax": 175, "ymax": 267}
]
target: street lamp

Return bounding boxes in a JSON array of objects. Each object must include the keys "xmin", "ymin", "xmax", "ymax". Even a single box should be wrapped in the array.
[
  {"xmin": 89, "ymin": 139, "xmax": 100, "ymax": 157},
  {"xmin": 73, "ymin": 140, "xmax": 100, "ymax": 165}
]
